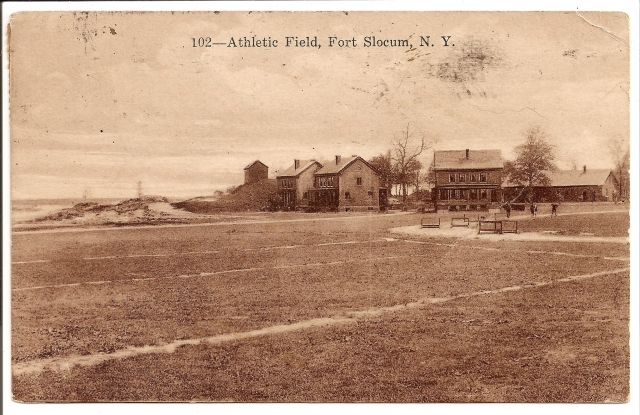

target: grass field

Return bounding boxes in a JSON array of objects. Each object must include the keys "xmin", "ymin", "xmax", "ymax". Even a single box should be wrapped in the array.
[{"xmin": 11, "ymin": 206, "xmax": 630, "ymax": 402}]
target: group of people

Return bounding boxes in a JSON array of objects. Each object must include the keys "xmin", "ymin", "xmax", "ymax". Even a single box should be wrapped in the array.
[{"xmin": 502, "ymin": 201, "xmax": 559, "ymax": 218}]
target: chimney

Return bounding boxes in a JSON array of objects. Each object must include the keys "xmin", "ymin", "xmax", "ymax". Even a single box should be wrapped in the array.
[
  {"xmin": 465, "ymin": 149, "xmax": 470, "ymax": 160},
  {"xmin": 294, "ymin": 159, "xmax": 300, "ymax": 169},
  {"xmin": 335, "ymin": 155, "xmax": 341, "ymax": 165},
  {"xmin": 583, "ymin": 165, "xmax": 587, "ymax": 174}
]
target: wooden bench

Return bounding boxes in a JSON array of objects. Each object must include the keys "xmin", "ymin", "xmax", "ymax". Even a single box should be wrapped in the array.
[{"xmin": 421, "ymin": 217, "xmax": 441, "ymax": 228}]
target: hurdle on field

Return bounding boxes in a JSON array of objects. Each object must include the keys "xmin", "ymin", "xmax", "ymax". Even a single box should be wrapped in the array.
[
  {"xmin": 478, "ymin": 219, "xmax": 518, "ymax": 234},
  {"xmin": 421, "ymin": 217, "xmax": 441, "ymax": 229},
  {"xmin": 451, "ymin": 215, "xmax": 470, "ymax": 228}
]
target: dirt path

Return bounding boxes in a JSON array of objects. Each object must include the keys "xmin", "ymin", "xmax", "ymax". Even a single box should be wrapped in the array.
[
  {"xmin": 11, "ymin": 212, "xmax": 414, "ymax": 236},
  {"xmin": 391, "ymin": 225, "xmax": 629, "ymax": 244},
  {"xmin": 12, "ymin": 267, "xmax": 629, "ymax": 377},
  {"xmin": 510, "ymin": 209, "xmax": 628, "ymax": 220}
]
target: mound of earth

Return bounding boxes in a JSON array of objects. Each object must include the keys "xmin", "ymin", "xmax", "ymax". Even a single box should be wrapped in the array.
[
  {"xmin": 36, "ymin": 202, "xmax": 104, "ymax": 221},
  {"xmin": 35, "ymin": 196, "xmax": 170, "ymax": 222},
  {"xmin": 173, "ymin": 179, "xmax": 277, "ymax": 213}
]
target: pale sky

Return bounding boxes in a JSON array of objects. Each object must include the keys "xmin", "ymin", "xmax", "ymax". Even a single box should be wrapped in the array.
[{"xmin": 9, "ymin": 11, "xmax": 629, "ymax": 199}]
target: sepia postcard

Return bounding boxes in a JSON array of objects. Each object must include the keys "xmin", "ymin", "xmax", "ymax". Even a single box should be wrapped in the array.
[{"xmin": 3, "ymin": 3, "xmax": 637, "ymax": 411}]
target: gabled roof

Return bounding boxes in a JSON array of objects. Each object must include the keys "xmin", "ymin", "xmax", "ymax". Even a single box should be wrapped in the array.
[
  {"xmin": 277, "ymin": 160, "xmax": 322, "ymax": 178},
  {"xmin": 315, "ymin": 156, "xmax": 377, "ymax": 175},
  {"xmin": 434, "ymin": 150, "xmax": 503, "ymax": 170},
  {"xmin": 244, "ymin": 160, "xmax": 268, "ymax": 170},
  {"xmin": 503, "ymin": 169, "xmax": 615, "ymax": 187}
]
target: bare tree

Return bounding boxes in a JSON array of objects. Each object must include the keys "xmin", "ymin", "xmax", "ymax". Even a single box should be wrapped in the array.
[
  {"xmin": 609, "ymin": 137, "xmax": 630, "ymax": 201},
  {"xmin": 503, "ymin": 126, "xmax": 557, "ymax": 203},
  {"xmin": 391, "ymin": 124, "xmax": 431, "ymax": 202}
]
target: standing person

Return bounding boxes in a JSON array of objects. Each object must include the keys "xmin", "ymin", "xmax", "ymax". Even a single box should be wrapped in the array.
[
  {"xmin": 505, "ymin": 202, "xmax": 511, "ymax": 219},
  {"xmin": 530, "ymin": 202, "xmax": 535, "ymax": 217},
  {"xmin": 551, "ymin": 203, "xmax": 558, "ymax": 216},
  {"xmin": 534, "ymin": 203, "xmax": 538, "ymax": 217}
]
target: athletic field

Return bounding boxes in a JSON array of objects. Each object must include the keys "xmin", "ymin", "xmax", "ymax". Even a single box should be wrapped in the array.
[{"xmin": 11, "ymin": 204, "xmax": 630, "ymax": 402}]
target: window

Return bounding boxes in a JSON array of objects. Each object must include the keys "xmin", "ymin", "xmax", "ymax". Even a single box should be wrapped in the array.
[
  {"xmin": 454, "ymin": 190, "xmax": 461, "ymax": 199},
  {"xmin": 439, "ymin": 189, "xmax": 448, "ymax": 200},
  {"xmin": 318, "ymin": 176, "xmax": 334, "ymax": 188},
  {"xmin": 368, "ymin": 191, "xmax": 373, "ymax": 199},
  {"xmin": 459, "ymin": 174, "xmax": 466, "ymax": 183},
  {"xmin": 449, "ymin": 173, "xmax": 456, "ymax": 183},
  {"xmin": 356, "ymin": 177, "xmax": 363, "ymax": 186},
  {"xmin": 479, "ymin": 173, "xmax": 487, "ymax": 182},
  {"xmin": 470, "ymin": 189, "xmax": 478, "ymax": 199},
  {"xmin": 470, "ymin": 173, "xmax": 476, "ymax": 182},
  {"xmin": 345, "ymin": 192, "xmax": 351, "ymax": 200},
  {"xmin": 480, "ymin": 189, "xmax": 487, "ymax": 200}
]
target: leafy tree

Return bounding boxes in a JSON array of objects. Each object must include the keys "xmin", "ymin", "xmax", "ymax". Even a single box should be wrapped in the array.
[
  {"xmin": 391, "ymin": 124, "xmax": 431, "ymax": 202},
  {"xmin": 369, "ymin": 150, "xmax": 396, "ymax": 197},
  {"xmin": 503, "ymin": 126, "xmax": 556, "ymax": 203},
  {"xmin": 609, "ymin": 137, "xmax": 630, "ymax": 201}
]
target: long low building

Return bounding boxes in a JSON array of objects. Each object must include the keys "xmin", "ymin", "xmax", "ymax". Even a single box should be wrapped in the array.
[{"xmin": 502, "ymin": 166, "xmax": 619, "ymax": 203}]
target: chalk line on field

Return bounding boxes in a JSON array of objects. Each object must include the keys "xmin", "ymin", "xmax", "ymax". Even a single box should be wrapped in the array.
[
  {"xmin": 11, "ymin": 252, "xmax": 423, "ymax": 292},
  {"xmin": 11, "ymin": 260, "xmax": 51, "ymax": 265},
  {"xmin": 13, "ymin": 238, "xmax": 627, "ymax": 292},
  {"xmin": 12, "ymin": 239, "xmax": 389, "ymax": 265},
  {"xmin": 12, "ymin": 267, "xmax": 629, "ymax": 377},
  {"xmin": 78, "ymin": 239, "xmax": 384, "ymax": 261},
  {"xmin": 83, "ymin": 251, "xmax": 220, "ymax": 260},
  {"xmin": 396, "ymin": 238, "xmax": 628, "ymax": 261}
]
